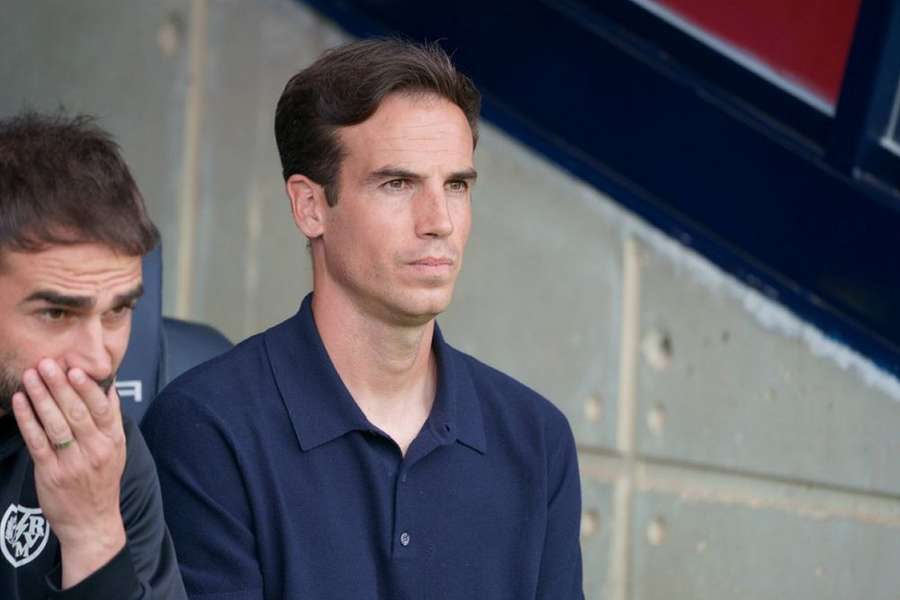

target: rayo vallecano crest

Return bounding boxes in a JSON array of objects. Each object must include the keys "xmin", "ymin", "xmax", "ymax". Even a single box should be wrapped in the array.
[{"xmin": 1, "ymin": 504, "xmax": 49, "ymax": 568}]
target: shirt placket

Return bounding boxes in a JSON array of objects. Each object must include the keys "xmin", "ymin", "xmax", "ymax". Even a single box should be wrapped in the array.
[{"xmin": 390, "ymin": 422, "xmax": 452, "ymax": 561}]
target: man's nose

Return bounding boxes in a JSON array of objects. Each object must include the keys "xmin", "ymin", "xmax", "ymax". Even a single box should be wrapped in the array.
[
  {"xmin": 65, "ymin": 319, "xmax": 115, "ymax": 382},
  {"xmin": 415, "ymin": 185, "xmax": 454, "ymax": 238}
]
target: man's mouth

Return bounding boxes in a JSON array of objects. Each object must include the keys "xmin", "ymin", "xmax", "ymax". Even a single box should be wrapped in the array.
[
  {"xmin": 410, "ymin": 257, "xmax": 454, "ymax": 267},
  {"xmin": 97, "ymin": 375, "xmax": 116, "ymax": 395}
]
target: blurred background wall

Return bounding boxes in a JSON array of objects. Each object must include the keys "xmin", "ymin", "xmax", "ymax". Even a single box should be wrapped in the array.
[{"xmin": 2, "ymin": 1, "xmax": 900, "ymax": 598}]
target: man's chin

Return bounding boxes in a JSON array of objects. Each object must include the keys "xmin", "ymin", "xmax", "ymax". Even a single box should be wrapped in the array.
[{"xmin": 392, "ymin": 295, "xmax": 454, "ymax": 327}]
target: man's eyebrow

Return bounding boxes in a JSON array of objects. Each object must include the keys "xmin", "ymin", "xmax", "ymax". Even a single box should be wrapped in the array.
[
  {"xmin": 21, "ymin": 283, "xmax": 144, "ymax": 309},
  {"xmin": 365, "ymin": 167, "xmax": 422, "ymax": 184},
  {"xmin": 448, "ymin": 168, "xmax": 478, "ymax": 182},
  {"xmin": 113, "ymin": 284, "xmax": 144, "ymax": 306},
  {"xmin": 365, "ymin": 167, "xmax": 478, "ymax": 183},
  {"xmin": 22, "ymin": 290, "xmax": 95, "ymax": 309}
]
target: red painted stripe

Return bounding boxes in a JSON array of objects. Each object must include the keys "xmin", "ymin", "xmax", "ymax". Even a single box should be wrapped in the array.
[{"xmin": 656, "ymin": 0, "xmax": 861, "ymax": 106}]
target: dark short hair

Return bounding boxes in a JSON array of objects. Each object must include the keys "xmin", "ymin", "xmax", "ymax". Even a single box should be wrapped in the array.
[
  {"xmin": 275, "ymin": 38, "xmax": 481, "ymax": 205},
  {"xmin": 0, "ymin": 111, "xmax": 159, "ymax": 258}
]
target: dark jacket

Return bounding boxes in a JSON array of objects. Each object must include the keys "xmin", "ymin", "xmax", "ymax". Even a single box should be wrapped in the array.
[{"xmin": 0, "ymin": 415, "xmax": 186, "ymax": 599}]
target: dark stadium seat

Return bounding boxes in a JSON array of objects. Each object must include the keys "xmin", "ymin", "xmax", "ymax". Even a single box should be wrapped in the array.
[{"xmin": 116, "ymin": 246, "xmax": 233, "ymax": 423}]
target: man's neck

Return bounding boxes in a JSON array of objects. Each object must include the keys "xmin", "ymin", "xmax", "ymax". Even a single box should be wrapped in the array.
[{"xmin": 311, "ymin": 290, "xmax": 438, "ymax": 455}]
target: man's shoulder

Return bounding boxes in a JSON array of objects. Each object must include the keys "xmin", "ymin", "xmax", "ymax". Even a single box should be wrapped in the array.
[
  {"xmin": 447, "ymin": 343, "xmax": 571, "ymax": 436},
  {"xmin": 143, "ymin": 320, "xmax": 284, "ymax": 430},
  {"xmin": 163, "ymin": 304, "xmax": 307, "ymax": 396},
  {"xmin": 163, "ymin": 329, "xmax": 268, "ymax": 395}
]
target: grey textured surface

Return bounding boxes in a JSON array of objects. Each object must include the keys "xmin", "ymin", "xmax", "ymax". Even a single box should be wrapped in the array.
[
  {"xmin": 634, "ymin": 240, "xmax": 900, "ymax": 496},
  {"xmin": 0, "ymin": 0, "xmax": 191, "ymax": 310},
  {"xmin": 631, "ymin": 488, "xmax": 900, "ymax": 600},
  {"xmin": 580, "ymin": 456, "xmax": 617, "ymax": 600},
  {"xmin": 186, "ymin": 0, "xmax": 340, "ymax": 339}
]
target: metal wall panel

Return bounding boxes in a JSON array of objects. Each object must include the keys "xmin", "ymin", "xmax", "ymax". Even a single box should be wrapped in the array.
[
  {"xmin": 634, "ymin": 240, "xmax": 900, "ymax": 495},
  {"xmin": 631, "ymin": 484, "xmax": 900, "ymax": 600},
  {"xmin": 0, "ymin": 0, "xmax": 191, "ymax": 313},
  {"xmin": 580, "ymin": 456, "xmax": 617, "ymax": 600}
]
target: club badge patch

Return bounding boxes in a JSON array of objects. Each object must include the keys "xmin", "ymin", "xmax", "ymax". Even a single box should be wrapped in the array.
[{"xmin": 1, "ymin": 504, "xmax": 49, "ymax": 568}]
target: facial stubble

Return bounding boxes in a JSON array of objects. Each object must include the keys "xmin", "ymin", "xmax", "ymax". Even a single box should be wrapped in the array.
[{"xmin": 0, "ymin": 352, "xmax": 115, "ymax": 416}]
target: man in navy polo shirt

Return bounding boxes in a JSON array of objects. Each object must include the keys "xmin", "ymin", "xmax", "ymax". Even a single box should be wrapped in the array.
[{"xmin": 142, "ymin": 39, "xmax": 584, "ymax": 599}]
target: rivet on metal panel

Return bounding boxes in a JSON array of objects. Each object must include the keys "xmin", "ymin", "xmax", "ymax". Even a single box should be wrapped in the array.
[
  {"xmin": 646, "ymin": 403, "xmax": 666, "ymax": 436},
  {"xmin": 157, "ymin": 14, "xmax": 182, "ymax": 58},
  {"xmin": 580, "ymin": 509, "xmax": 600, "ymax": 539},
  {"xmin": 641, "ymin": 330, "xmax": 673, "ymax": 371},
  {"xmin": 584, "ymin": 395, "xmax": 603, "ymax": 423},
  {"xmin": 646, "ymin": 516, "xmax": 668, "ymax": 546}
]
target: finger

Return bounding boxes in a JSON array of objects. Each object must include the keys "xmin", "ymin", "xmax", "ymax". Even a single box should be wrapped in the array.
[
  {"xmin": 11, "ymin": 392, "xmax": 57, "ymax": 467},
  {"xmin": 22, "ymin": 367, "xmax": 75, "ymax": 448},
  {"xmin": 36, "ymin": 359, "xmax": 97, "ymax": 443},
  {"xmin": 67, "ymin": 368, "xmax": 120, "ymax": 435},
  {"xmin": 107, "ymin": 384, "xmax": 123, "ymax": 428}
]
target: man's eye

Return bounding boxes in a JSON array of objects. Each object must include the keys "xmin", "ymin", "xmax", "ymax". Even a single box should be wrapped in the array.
[
  {"xmin": 39, "ymin": 308, "xmax": 68, "ymax": 321},
  {"xmin": 109, "ymin": 303, "xmax": 136, "ymax": 318},
  {"xmin": 384, "ymin": 179, "xmax": 409, "ymax": 191},
  {"xmin": 446, "ymin": 180, "xmax": 469, "ymax": 193}
]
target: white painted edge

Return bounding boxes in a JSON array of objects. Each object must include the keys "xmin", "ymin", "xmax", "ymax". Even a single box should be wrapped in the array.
[
  {"xmin": 884, "ymin": 74, "xmax": 900, "ymax": 150},
  {"xmin": 882, "ymin": 136, "xmax": 900, "ymax": 156}
]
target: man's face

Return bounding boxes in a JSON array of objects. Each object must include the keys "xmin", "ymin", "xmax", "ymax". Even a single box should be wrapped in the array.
[
  {"xmin": 0, "ymin": 242, "xmax": 143, "ymax": 415},
  {"xmin": 316, "ymin": 92, "xmax": 476, "ymax": 326}
]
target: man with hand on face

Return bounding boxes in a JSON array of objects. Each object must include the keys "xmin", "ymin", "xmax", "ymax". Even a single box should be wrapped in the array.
[
  {"xmin": 143, "ymin": 39, "xmax": 583, "ymax": 599},
  {"xmin": 0, "ymin": 113, "xmax": 186, "ymax": 599}
]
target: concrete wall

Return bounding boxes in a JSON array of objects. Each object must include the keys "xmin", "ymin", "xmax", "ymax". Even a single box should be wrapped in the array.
[{"xmin": 3, "ymin": 1, "xmax": 899, "ymax": 597}]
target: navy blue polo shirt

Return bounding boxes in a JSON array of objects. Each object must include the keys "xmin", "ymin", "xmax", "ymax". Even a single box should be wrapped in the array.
[{"xmin": 142, "ymin": 294, "xmax": 583, "ymax": 599}]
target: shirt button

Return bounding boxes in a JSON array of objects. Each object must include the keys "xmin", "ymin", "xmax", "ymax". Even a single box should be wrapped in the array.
[{"xmin": 400, "ymin": 532, "xmax": 410, "ymax": 547}]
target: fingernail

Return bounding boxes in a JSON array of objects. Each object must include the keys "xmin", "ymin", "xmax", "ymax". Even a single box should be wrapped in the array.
[
  {"xmin": 69, "ymin": 369, "xmax": 86, "ymax": 384},
  {"xmin": 38, "ymin": 360, "xmax": 57, "ymax": 376},
  {"xmin": 23, "ymin": 370, "xmax": 39, "ymax": 386}
]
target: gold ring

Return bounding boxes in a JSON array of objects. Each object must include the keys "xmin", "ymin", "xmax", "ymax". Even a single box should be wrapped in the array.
[{"xmin": 53, "ymin": 438, "xmax": 75, "ymax": 450}]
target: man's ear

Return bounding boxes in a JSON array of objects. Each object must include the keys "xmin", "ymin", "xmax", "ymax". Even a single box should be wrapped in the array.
[{"xmin": 286, "ymin": 174, "xmax": 327, "ymax": 239}]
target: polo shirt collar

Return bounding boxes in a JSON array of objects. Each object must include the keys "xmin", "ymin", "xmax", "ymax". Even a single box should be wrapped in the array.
[
  {"xmin": 265, "ymin": 293, "xmax": 486, "ymax": 455},
  {"xmin": 265, "ymin": 294, "xmax": 368, "ymax": 451},
  {"xmin": 430, "ymin": 321, "xmax": 487, "ymax": 454}
]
